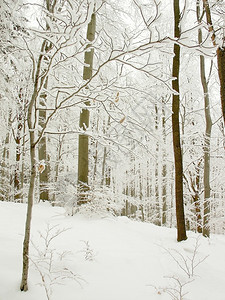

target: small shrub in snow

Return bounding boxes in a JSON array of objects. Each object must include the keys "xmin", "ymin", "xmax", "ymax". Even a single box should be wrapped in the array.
[
  {"xmin": 163, "ymin": 237, "xmax": 208, "ymax": 278},
  {"xmin": 152, "ymin": 277, "xmax": 194, "ymax": 300},
  {"xmin": 79, "ymin": 240, "xmax": 96, "ymax": 261},
  {"xmin": 30, "ymin": 224, "xmax": 84, "ymax": 300},
  {"xmin": 151, "ymin": 237, "xmax": 208, "ymax": 300}
]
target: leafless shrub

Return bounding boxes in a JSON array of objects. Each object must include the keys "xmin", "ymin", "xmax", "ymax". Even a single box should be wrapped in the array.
[
  {"xmin": 150, "ymin": 237, "xmax": 208, "ymax": 300},
  {"xmin": 30, "ymin": 224, "xmax": 85, "ymax": 300}
]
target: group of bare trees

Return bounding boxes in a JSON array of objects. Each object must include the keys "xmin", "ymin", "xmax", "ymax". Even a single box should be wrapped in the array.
[{"xmin": 0, "ymin": 0, "xmax": 224, "ymax": 292}]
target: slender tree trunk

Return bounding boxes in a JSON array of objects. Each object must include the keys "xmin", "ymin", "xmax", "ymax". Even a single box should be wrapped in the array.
[
  {"xmin": 38, "ymin": 0, "xmax": 57, "ymax": 202},
  {"xmin": 14, "ymin": 132, "xmax": 22, "ymax": 201},
  {"xmin": 202, "ymin": 66, "xmax": 212, "ymax": 237},
  {"xmin": 217, "ymin": 47, "xmax": 225, "ymax": 124},
  {"xmin": 172, "ymin": 0, "xmax": 187, "ymax": 242},
  {"xmin": 14, "ymin": 88, "xmax": 23, "ymax": 202},
  {"xmin": 92, "ymin": 115, "xmax": 99, "ymax": 184},
  {"xmin": 1, "ymin": 140, "xmax": 10, "ymax": 201},
  {"xmin": 20, "ymin": 0, "xmax": 60, "ymax": 290},
  {"xmin": 139, "ymin": 164, "xmax": 145, "ymax": 222},
  {"xmin": 20, "ymin": 131, "xmax": 36, "ymax": 291},
  {"xmin": 188, "ymin": 161, "xmax": 202, "ymax": 233},
  {"xmin": 197, "ymin": 3, "xmax": 212, "ymax": 237},
  {"xmin": 101, "ymin": 115, "xmax": 110, "ymax": 186},
  {"xmin": 154, "ymin": 104, "xmax": 160, "ymax": 225},
  {"xmin": 20, "ymin": 111, "xmax": 27, "ymax": 203},
  {"xmin": 20, "ymin": 35, "xmax": 48, "ymax": 294},
  {"xmin": 101, "ymin": 146, "xmax": 107, "ymax": 185},
  {"xmin": 38, "ymin": 78, "xmax": 49, "ymax": 202},
  {"xmin": 77, "ymin": 12, "xmax": 96, "ymax": 205},
  {"xmin": 0, "ymin": 111, "xmax": 12, "ymax": 201},
  {"xmin": 93, "ymin": 141, "xmax": 98, "ymax": 183},
  {"xmin": 53, "ymin": 134, "xmax": 64, "ymax": 202},
  {"xmin": 38, "ymin": 35, "xmax": 53, "ymax": 203},
  {"xmin": 202, "ymin": 0, "xmax": 225, "ymax": 124},
  {"xmin": 162, "ymin": 104, "xmax": 167, "ymax": 225}
]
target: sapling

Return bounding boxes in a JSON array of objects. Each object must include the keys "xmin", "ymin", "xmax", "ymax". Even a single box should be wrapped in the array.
[
  {"xmin": 80, "ymin": 240, "xmax": 96, "ymax": 261},
  {"xmin": 163, "ymin": 236, "xmax": 208, "ymax": 278},
  {"xmin": 150, "ymin": 237, "xmax": 208, "ymax": 300},
  {"xmin": 151, "ymin": 277, "xmax": 194, "ymax": 300},
  {"xmin": 30, "ymin": 224, "xmax": 84, "ymax": 300}
]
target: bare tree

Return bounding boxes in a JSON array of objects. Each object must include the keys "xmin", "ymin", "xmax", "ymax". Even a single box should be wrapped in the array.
[{"xmin": 172, "ymin": 0, "xmax": 187, "ymax": 242}]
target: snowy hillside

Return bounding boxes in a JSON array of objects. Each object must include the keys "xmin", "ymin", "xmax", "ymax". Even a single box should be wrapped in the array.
[{"xmin": 1, "ymin": 201, "xmax": 225, "ymax": 300}]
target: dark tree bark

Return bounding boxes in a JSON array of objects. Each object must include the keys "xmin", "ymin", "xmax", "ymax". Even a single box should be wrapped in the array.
[
  {"xmin": 217, "ymin": 47, "xmax": 225, "ymax": 124},
  {"xmin": 172, "ymin": 0, "xmax": 187, "ymax": 242}
]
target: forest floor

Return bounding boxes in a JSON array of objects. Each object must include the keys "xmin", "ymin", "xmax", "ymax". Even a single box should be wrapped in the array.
[{"xmin": 0, "ymin": 201, "xmax": 225, "ymax": 300}]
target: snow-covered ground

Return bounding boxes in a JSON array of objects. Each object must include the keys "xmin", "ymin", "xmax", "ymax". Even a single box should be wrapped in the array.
[{"xmin": 1, "ymin": 201, "xmax": 225, "ymax": 300}]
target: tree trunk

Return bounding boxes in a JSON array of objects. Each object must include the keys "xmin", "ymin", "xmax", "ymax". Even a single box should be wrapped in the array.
[
  {"xmin": 0, "ymin": 111, "xmax": 12, "ymax": 201},
  {"xmin": 20, "ymin": 112, "xmax": 27, "ymax": 203},
  {"xmin": 38, "ymin": 0, "xmax": 57, "ymax": 203},
  {"xmin": 20, "ymin": 0, "xmax": 62, "ymax": 290},
  {"xmin": 154, "ymin": 104, "xmax": 160, "ymax": 225},
  {"xmin": 14, "ymin": 88, "xmax": 23, "ymax": 202},
  {"xmin": 101, "ymin": 115, "xmax": 110, "ymax": 186},
  {"xmin": 172, "ymin": 0, "xmax": 187, "ymax": 242},
  {"xmin": 38, "ymin": 79, "xmax": 49, "ymax": 202},
  {"xmin": 20, "ymin": 131, "xmax": 36, "ymax": 291},
  {"xmin": 101, "ymin": 146, "xmax": 107, "ymax": 186},
  {"xmin": 217, "ymin": 47, "xmax": 225, "ymax": 124},
  {"xmin": 53, "ymin": 134, "xmax": 64, "ymax": 202},
  {"xmin": 188, "ymin": 161, "xmax": 202, "ymax": 233},
  {"xmin": 20, "ymin": 33, "xmax": 48, "ymax": 294},
  {"xmin": 77, "ymin": 12, "xmax": 96, "ymax": 205},
  {"xmin": 38, "ymin": 38, "xmax": 52, "ymax": 203},
  {"xmin": 162, "ymin": 103, "xmax": 167, "ymax": 225},
  {"xmin": 202, "ymin": 0, "xmax": 225, "ymax": 124},
  {"xmin": 92, "ymin": 115, "xmax": 99, "ymax": 184},
  {"xmin": 14, "ymin": 130, "xmax": 22, "ymax": 201},
  {"xmin": 202, "ymin": 69, "xmax": 212, "ymax": 237},
  {"xmin": 197, "ymin": 3, "xmax": 212, "ymax": 237}
]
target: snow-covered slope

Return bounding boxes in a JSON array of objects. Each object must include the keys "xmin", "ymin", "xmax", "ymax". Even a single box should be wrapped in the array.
[{"xmin": 0, "ymin": 201, "xmax": 225, "ymax": 300}]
